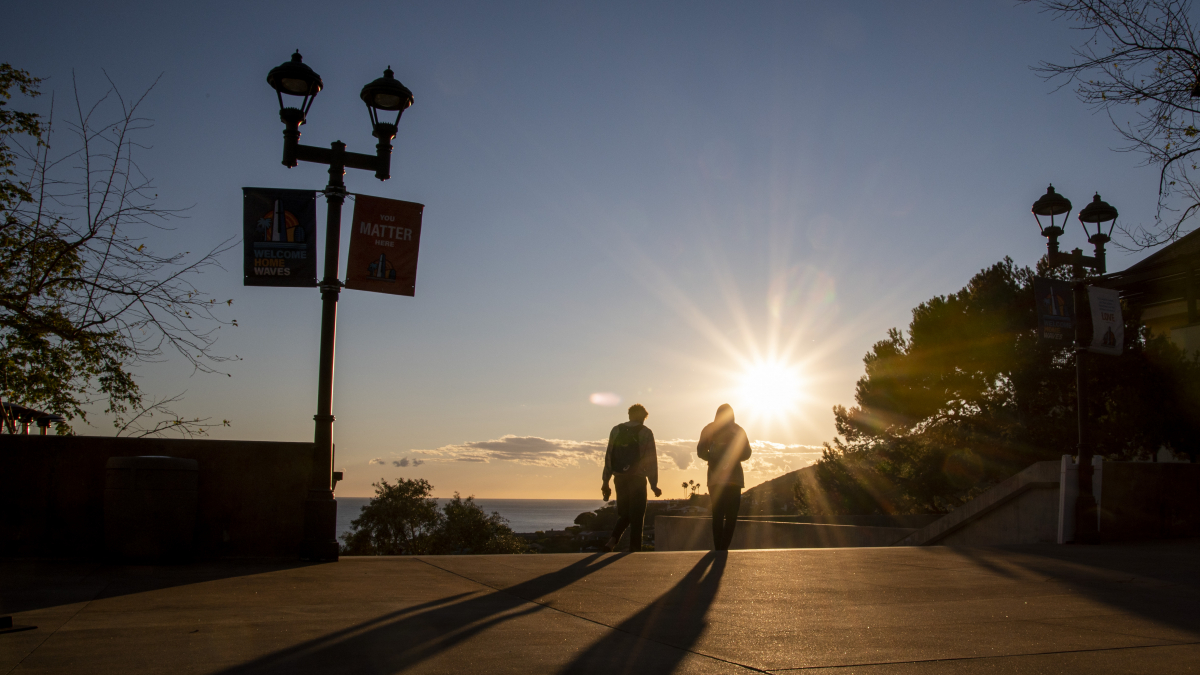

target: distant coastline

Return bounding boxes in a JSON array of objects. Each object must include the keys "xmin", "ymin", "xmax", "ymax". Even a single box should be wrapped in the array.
[{"xmin": 335, "ymin": 497, "xmax": 610, "ymax": 539}]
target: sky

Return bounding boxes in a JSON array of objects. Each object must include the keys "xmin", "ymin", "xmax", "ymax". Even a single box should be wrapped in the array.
[{"xmin": 4, "ymin": 1, "xmax": 1170, "ymax": 499}]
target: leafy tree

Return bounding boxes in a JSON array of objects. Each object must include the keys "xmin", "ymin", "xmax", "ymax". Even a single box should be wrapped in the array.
[
  {"xmin": 340, "ymin": 478, "xmax": 442, "ymax": 555},
  {"xmin": 1028, "ymin": 0, "xmax": 1200, "ymax": 247},
  {"xmin": 0, "ymin": 65, "xmax": 234, "ymax": 435},
  {"xmin": 796, "ymin": 258, "xmax": 1200, "ymax": 515},
  {"xmin": 431, "ymin": 494, "xmax": 527, "ymax": 554},
  {"xmin": 0, "ymin": 65, "xmax": 43, "ymax": 209},
  {"xmin": 341, "ymin": 479, "xmax": 528, "ymax": 555}
]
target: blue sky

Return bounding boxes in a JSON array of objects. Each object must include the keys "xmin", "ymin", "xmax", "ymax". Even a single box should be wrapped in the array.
[{"xmin": 4, "ymin": 1, "xmax": 1165, "ymax": 498}]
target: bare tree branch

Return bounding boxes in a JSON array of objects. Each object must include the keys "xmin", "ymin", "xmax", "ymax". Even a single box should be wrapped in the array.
[
  {"xmin": 1, "ymin": 69, "xmax": 238, "ymax": 431},
  {"xmin": 1028, "ymin": 0, "xmax": 1200, "ymax": 249},
  {"xmin": 114, "ymin": 391, "xmax": 230, "ymax": 438}
]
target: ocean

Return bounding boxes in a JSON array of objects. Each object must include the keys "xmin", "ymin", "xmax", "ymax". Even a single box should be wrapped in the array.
[{"xmin": 335, "ymin": 498, "xmax": 608, "ymax": 541}]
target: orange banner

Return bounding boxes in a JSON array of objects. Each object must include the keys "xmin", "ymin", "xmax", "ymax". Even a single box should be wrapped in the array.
[{"xmin": 345, "ymin": 195, "xmax": 424, "ymax": 297}]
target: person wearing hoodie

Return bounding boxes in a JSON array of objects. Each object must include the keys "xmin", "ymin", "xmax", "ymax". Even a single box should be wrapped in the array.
[
  {"xmin": 601, "ymin": 403, "xmax": 662, "ymax": 552},
  {"xmin": 697, "ymin": 404, "xmax": 752, "ymax": 551}
]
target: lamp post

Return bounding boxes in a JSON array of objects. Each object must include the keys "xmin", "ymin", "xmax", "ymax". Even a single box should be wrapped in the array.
[
  {"xmin": 1031, "ymin": 185, "xmax": 1118, "ymax": 543},
  {"xmin": 266, "ymin": 51, "xmax": 414, "ymax": 561}
]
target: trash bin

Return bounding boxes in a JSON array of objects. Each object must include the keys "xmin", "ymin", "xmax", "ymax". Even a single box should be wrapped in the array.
[{"xmin": 104, "ymin": 456, "xmax": 198, "ymax": 561}]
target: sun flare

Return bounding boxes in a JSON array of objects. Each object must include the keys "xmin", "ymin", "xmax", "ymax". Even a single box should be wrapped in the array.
[{"xmin": 737, "ymin": 360, "xmax": 805, "ymax": 420}]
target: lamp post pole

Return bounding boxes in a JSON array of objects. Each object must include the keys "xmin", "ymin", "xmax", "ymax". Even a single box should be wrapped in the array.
[
  {"xmin": 267, "ymin": 52, "xmax": 413, "ymax": 561},
  {"xmin": 306, "ymin": 150, "xmax": 346, "ymax": 562},
  {"xmin": 1069, "ymin": 247, "xmax": 1097, "ymax": 543},
  {"xmin": 1031, "ymin": 187, "xmax": 1117, "ymax": 544}
]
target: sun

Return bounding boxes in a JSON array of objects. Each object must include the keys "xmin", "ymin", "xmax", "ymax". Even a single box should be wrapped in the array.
[{"xmin": 737, "ymin": 360, "xmax": 805, "ymax": 420}]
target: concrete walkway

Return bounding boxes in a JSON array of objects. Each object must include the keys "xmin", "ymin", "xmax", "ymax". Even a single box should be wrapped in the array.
[{"xmin": 3, "ymin": 541, "xmax": 1198, "ymax": 674}]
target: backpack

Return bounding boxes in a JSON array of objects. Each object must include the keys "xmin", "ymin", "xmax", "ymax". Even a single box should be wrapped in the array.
[
  {"xmin": 706, "ymin": 425, "xmax": 738, "ymax": 464},
  {"xmin": 610, "ymin": 424, "xmax": 642, "ymax": 474}
]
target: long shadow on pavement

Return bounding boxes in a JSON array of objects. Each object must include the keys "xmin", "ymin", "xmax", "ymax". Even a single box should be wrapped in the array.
[
  {"xmin": 1000, "ymin": 539, "xmax": 1200, "ymax": 635},
  {"xmin": 216, "ymin": 552, "xmax": 627, "ymax": 674},
  {"xmin": 0, "ymin": 559, "xmax": 315, "ymax": 615},
  {"xmin": 554, "ymin": 551, "xmax": 728, "ymax": 675}
]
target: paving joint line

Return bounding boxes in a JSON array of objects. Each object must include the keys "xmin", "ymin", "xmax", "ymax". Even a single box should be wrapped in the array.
[
  {"xmin": 765, "ymin": 640, "xmax": 1200, "ymax": 671},
  {"xmin": 4, "ymin": 577, "xmax": 112, "ymax": 675},
  {"xmin": 415, "ymin": 557, "xmax": 770, "ymax": 673}
]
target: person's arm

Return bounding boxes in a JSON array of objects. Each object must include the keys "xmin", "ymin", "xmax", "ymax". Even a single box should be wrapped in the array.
[
  {"xmin": 696, "ymin": 424, "xmax": 711, "ymax": 461},
  {"xmin": 602, "ymin": 427, "xmax": 615, "ymax": 499},
  {"xmin": 644, "ymin": 427, "xmax": 661, "ymax": 497},
  {"xmin": 739, "ymin": 428, "xmax": 752, "ymax": 462}
]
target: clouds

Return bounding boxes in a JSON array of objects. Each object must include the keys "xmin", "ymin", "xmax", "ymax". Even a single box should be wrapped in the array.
[
  {"xmin": 744, "ymin": 441, "xmax": 824, "ymax": 475},
  {"xmin": 407, "ymin": 434, "xmax": 823, "ymax": 476},
  {"xmin": 413, "ymin": 435, "xmax": 608, "ymax": 468},
  {"xmin": 656, "ymin": 439, "xmax": 699, "ymax": 470},
  {"xmin": 368, "ymin": 456, "xmax": 425, "ymax": 467},
  {"xmin": 655, "ymin": 439, "xmax": 823, "ymax": 473},
  {"xmin": 589, "ymin": 392, "xmax": 622, "ymax": 407}
]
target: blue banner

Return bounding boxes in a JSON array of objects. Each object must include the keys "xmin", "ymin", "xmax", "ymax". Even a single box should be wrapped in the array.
[
  {"xmin": 1034, "ymin": 277, "xmax": 1074, "ymax": 343},
  {"xmin": 243, "ymin": 187, "xmax": 318, "ymax": 287}
]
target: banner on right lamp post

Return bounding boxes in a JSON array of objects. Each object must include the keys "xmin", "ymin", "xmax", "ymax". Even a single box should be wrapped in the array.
[
  {"xmin": 1087, "ymin": 286, "xmax": 1123, "ymax": 356},
  {"xmin": 345, "ymin": 194, "xmax": 424, "ymax": 297}
]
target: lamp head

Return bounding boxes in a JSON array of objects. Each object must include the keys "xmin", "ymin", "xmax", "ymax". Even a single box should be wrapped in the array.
[
  {"xmin": 267, "ymin": 51, "xmax": 322, "ymax": 124},
  {"xmin": 1031, "ymin": 184, "xmax": 1072, "ymax": 236},
  {"xmin": 1078, "ymin": 193, "xmax": 1118, "ymax": 240},
  {"xmin": 360, "ymin": 66, "xmax": 413, "ymax": 133}
]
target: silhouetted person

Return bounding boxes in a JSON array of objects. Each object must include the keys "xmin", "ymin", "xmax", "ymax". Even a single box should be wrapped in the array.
[
  {"xmin": 697, "ymin": 404, "xmax": 751, "ymax": 551},
  {"xmin": 601, "ymin": 403, "xmax": 662, "ymax": 552}
]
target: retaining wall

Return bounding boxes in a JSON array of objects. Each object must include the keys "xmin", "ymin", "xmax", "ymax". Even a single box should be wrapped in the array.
[
  {"xmin": 898, "ymin": 460, "xmax": 1200, "ymax": 547},
  {"xmin": 739, "ymin": 515, "xmax": 942, "ymax": 528},
  {"xmin": 655, "ymin": 516, "xmax": 914, "ymax": 551},
  {"xmin": 896, "ymin": 461, "xmax": 1061, "ymax": 547},
  {"xmin": 1, "ymin": 435, "xmax": 316, "ymax": 558},
  {"xmin": 1100, "ymin": 461, "xmax": 1200, "ymax": 540}
]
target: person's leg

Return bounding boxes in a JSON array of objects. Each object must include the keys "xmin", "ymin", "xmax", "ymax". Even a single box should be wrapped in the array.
[
  {"xmin": 608, "ymin": 518, "xmax": 629, "ymax": 547},
  {"xmin": 627, "ymin": 476, "xmax": 648, "ymax": 552},
  {"xmin": 607, "ymin": 475, "xmax": 632, "ymax": 550},
  {"xmin": 719, "ymin": 486, "xmax": 742, "ymax": 550},
  {"xmin": 710, "ymin": 484, "xmax": 726, "ymax": 550}
]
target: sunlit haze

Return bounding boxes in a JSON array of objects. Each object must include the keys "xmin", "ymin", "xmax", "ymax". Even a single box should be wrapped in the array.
[
  {"xmin": 737, "ymin": 361, "xmax": 806, "ymax": 423},
  {"xmin": 3, "ymin": 1, "xmax": 1164, "ymax": 498}
]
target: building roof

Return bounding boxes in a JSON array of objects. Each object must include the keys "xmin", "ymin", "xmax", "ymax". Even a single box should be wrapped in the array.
[{"xmin": 1099, "ymin": 228, "xmax": 1200, "ymax": 310}]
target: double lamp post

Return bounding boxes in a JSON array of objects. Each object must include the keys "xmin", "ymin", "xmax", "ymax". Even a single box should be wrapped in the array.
[
  {"xmin": 266, "ymin": 52, "xmax": 414, "ymax": 561},
  {"xmin": 1030, "ymin": 185, "xmax": 1119, "ymax": 544}
]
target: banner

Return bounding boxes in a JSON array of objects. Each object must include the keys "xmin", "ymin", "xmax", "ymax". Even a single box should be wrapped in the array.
[
  {"xmin": 243, "ymin": 188, "xmax": 318, "ymax": 287},
  {"xmin": 1088, "ymin": 286, "xmax": 1123, "ymax": 355},
  {"xmin": 1034, "ymin": 277, "xmax": 1074, "ymax": 343},
  {"xmin": 345, "ymin": 194, "xmax": 424, "ymax": 297}
]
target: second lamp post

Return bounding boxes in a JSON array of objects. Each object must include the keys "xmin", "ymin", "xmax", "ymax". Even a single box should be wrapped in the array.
[
  {"xmin": 267, "ymin": 51, "xmax": 414, "ymax": 561},
  {"xmin": 1030, "ymin": 185, "xmax": 1118, "ymax": 544}
]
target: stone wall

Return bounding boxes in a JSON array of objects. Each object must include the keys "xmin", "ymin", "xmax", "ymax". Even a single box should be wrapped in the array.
[
  {"xmin": 2, "ymin": 435, "xmax": 316, "ymax": 558},
  {"xmin": 898, "ymin": 460, "xmax": 1200, "ymax": 547},
  {"xmin": 937, "ymin": 483, "xmax": 1061, "ymax": 546}
]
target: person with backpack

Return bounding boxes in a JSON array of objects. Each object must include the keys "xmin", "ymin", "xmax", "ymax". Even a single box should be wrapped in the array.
[
  {"xmin": 697, "ymin": 404, "xmax": 752, "ymax": 551},
  {"xmin": 601, "ymin": 403, "xmax": 662, "ymax": 552}
]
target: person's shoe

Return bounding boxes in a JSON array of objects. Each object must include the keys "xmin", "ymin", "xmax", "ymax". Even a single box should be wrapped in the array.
[{"xmin": 602, "ymin": 537, "xmax": 617, "ymax": 552}]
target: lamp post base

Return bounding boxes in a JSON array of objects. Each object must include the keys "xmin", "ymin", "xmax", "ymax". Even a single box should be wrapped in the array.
[{"xmin": 300, "ymin": 495, "xmax": 339, "ymax": 561}]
